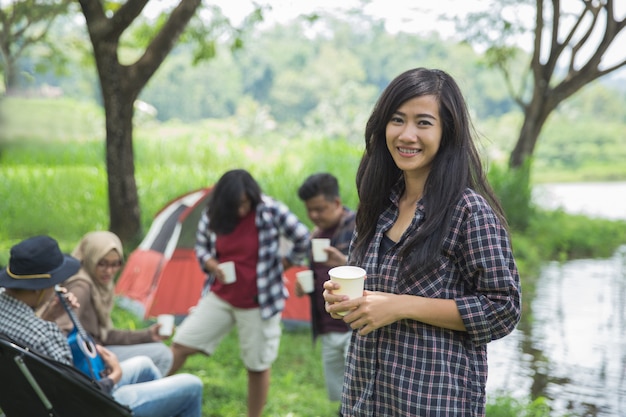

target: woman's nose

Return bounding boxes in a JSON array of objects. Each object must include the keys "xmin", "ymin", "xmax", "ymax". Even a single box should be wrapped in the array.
[{"xmin": 398, "ymin": 124, "xmax": 418, "ymax": 140}]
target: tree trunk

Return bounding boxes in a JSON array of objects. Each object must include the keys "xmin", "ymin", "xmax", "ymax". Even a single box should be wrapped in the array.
[
  {"xmin": 95, "ymin": 45, "xmax": 142, "ymax": 243},
  {"xmin": 79, "ymin": 0, "xmax": 203, "ymax": 245},
  {"xmin": 489, "ymin": 0, "xmax": 626, "ymax": 170},
  {"xmin": 105, "ymin": 100, "xmax": 141, "ymax": 244},
  {"xmin": 509, "ymin": 91, "xmax": 554, "ymax": 169},
  {"xmin": 1, "ymin": 51, "xmax": 18, "ymax": 94},
  {"xmin": 5, "ymin": 65, "xmax": 18, "ymax": 94}
]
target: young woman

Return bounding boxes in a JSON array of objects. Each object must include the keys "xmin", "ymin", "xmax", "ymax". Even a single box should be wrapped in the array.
[
  {"xmin": 169, "ymin": 169, "xmax": 310, "ymax": 417},
  {"xmin": 323, "ymin": 68, "xmax": 522, "ymax": 416},
  {"xmin": 41, "ymin": 231, "xmax": 173, "ymax": 376}
]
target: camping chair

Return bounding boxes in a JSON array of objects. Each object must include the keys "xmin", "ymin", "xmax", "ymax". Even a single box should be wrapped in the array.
[{"xmin": 0, "ymin": 335, "xmax": 133, "ymax": 417}]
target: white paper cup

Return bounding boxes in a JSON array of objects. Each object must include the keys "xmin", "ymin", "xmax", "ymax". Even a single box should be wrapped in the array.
[
  {"xmin": 157, "ymin": 314, "xmax": 175, "ymax": 337},
  {"xmin": 312, "ymin": 238, "xmax": 331, "ymax": 262},
  {"xmin": 328, "ymin": 266, "xmax": 366, "ymax": 316},
  {"xmin": 219, "ymin": 261, "xmax": 237, "ymax": 284},
  {"xmin": 296, "ymin": 269, "xmax": 315, "ymax": 294}
]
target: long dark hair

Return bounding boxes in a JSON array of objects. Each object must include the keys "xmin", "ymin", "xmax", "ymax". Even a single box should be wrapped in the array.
[
  {"xmin": 207, "ymin": 169, "xmax": 262, "ymax": 235},
  {"xmin": 352, "ymin": 68, "xmax": 506, "ymax": 271}
]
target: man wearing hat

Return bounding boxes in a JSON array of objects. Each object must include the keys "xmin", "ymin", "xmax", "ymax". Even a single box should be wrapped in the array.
[{"xmin": 0, "ymin": 236, "xmax": 204, "ymax": 417}]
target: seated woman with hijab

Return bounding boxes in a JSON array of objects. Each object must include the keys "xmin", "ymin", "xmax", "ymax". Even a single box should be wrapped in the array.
[{"xmin": 40, "ymin": 231, "xmax": 173, "ymax": 375}]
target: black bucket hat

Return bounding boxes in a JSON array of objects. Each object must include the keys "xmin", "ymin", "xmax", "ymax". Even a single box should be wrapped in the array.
[{"xmin": 0, "ymin": 236, "xmax": 80, "ymax": 290}]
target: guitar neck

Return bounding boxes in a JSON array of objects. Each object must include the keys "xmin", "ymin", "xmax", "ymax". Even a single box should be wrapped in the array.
[{"xmin": 55, "ymin": 286, "xmax": 93, "ymax": 342}]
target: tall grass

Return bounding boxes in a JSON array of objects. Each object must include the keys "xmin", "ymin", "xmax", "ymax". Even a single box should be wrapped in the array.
[
  {"xmin": 0, "ymin": 97, "xmax": 364, "ymax": 261},
  {"xmin": 2, "ymin": 97, "xmax": 624, "ymax": 416}
]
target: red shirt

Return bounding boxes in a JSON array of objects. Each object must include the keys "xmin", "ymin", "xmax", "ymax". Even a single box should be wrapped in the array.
[{"xmin": 212, "ymin": 210, "xmax": 260, "ymax": 308}]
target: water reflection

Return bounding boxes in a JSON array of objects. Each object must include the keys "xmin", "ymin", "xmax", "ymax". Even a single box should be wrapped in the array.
[{"xmin": 487, "ymin": 246, "xmax": 626, "ymax": 416}]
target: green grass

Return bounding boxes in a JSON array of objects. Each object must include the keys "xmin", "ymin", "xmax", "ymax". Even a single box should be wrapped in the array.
[
  {"xmin": 0, "ymin": 97, "xmax": 364, "ymax": 263},
  {"xmin": 2, "ymin": 96, "xmax": 624, "ymax": 416},
  {"xmin": 194, "ymin": 328, "xmax": 339, "ymax": 416},
  {"xmin": 113, "ymin": 309, "xmax": 338, "ymax": 417}
]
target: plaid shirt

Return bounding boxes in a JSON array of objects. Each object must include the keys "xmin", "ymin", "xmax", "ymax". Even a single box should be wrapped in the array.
[
  {"xmin": 342, "ymin": 185, "xmax": 521, "ymax": 417},
  {"xmin": 196, "ymin": 195, "xmax": 310, "ymax": 319},
  {"xmin": 0, "ymin": 291, "xmax": 73, "ymax": 365}
]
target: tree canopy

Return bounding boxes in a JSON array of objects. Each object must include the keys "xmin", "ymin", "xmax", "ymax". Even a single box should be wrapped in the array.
[
  {"xmin": 459, "ymin": 0, "xmax": 626, "ymax": 168},
  {"xmin": 2, "ymin": 0, "xmax": 626, "ymax": 242},
  {"xmin": 0, "ymin": 0, "xmax": 72, "ymax": 93}
]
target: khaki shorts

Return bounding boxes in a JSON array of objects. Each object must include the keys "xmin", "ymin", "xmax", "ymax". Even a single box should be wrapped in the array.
[{"xmin": 173, "ymin": 292, "xmax": 282, "ymax": 371}]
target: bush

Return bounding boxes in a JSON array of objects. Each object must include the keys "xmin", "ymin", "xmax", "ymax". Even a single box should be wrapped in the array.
[
  {"xmin": 486, "ymin": 394, "xmax": 552, "ymax": 417},
  {"xmin": 488, "ymin": 160, "xmax": 534, "ymax": 232}
]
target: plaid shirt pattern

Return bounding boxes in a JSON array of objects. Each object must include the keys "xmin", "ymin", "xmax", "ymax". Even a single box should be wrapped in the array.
[
  {"xmin": 196, "ymin": 195, "xmax": 310, "ymax": 319},
  {"xmin": 0, "ymin": 291, "xmax": 73, "ymax": 365},
  {"xmin": 342, "ymin": 185, "xmax": 521, "ymax": 417}
]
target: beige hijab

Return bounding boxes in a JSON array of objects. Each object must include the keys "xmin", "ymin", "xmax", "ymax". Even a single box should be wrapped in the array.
[{"xmin": 66, "ymin": 231, "xmax": 123, "ymax": 340}]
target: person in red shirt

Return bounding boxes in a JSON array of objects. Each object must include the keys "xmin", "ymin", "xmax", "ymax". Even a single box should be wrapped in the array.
[{"xmin": 168, "ymin": 169, "xmax": 309, "ymax": 417}]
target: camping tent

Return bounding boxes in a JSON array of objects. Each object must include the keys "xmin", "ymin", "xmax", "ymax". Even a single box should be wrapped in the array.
[
  {"xmin": 115, "ymin": 188, "xmax": 210, "ymax": 319},
  {"xmin": 114, "ymin": 188, "xmax": 311, "ymax": 326}
]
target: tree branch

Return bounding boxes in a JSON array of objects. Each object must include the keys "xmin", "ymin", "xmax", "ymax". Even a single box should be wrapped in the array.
[
  {"xmin": 108, "ymin": 0, "xmax": 149, "ymax": 40},
  {"xmin": 2, "ymin": 0, "xmax": 69, "ymax": 60},
  {"xmin": 130, "ymin": 0, "xmax": 202, "ymax": 91},
  {"xmin": 78, "ymin": 0, "xmax": 108, "ymax": 42},
  {"xmin": 13, "ymin": 17, "xmax": 54, "ymax": 58},
  {"xmin": 568, "ymin": 1, "xmax": 600, "ymax": 72},
  {"xmin": 565, "ymin": 0, "xmax": 625, "ymax": 82},
  {"xmin": 531, "ymin": 0, "xmax": 544, "ymax": 97},
  {"xmin": 598, "ymin": 58, "xmax": 626, "ymax": 76},
  {"xmin": 498, "ymin": 59, "xmax": 527, "ymax": 109}
]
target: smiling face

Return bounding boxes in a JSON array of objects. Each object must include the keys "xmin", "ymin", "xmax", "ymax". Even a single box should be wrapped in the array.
[{"xmin": 385, "ymin": 95, "xmax": 442, "ymax": 180}]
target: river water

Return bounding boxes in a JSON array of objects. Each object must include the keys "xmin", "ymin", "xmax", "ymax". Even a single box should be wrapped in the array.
[{"xmin": 486, "ymin": 182, "xmax": 626, "ymax": 416}]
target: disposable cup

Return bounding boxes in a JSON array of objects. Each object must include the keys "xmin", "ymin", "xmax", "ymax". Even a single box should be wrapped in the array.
[
  {"xmin": 219, "ymin": 261, "xmax": 237, "ymax": 284},
  {"xmin": 328, "ymin": 266, "xmax": 366, "ymax": 316},
  {"xmin": 312, "ymin": 238, "xmax": 331, "ymax": 262},
  {"xmin": 296, "ymin": 269, "xmax": 315, "ymax": 294},
  {"xmin": 157, "ymin": 314, "xmax": 175, "ymax": 337}
]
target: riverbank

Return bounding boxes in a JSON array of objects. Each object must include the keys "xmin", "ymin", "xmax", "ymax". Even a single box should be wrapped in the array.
[{"xmin": 488, "ymin": 183, "xmax": 626, "ymax": 417}]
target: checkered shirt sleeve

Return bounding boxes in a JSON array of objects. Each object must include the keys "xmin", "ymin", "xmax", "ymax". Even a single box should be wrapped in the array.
[
  {"xmin": 0, "ymin": 292, "xmax": 73, "ymax": 365},
  {"xmin": 341, "ymin": 186, "xmax": 521, "ymax": 416}
]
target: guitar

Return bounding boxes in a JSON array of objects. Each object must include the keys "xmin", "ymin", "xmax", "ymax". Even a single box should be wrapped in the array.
[{"xmin": 55, "ymin": 286, "xmax": 107, "ymax": 380}]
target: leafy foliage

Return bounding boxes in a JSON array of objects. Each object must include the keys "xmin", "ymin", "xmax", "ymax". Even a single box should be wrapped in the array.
[
  {"xmin": 0, "ymin": 0, "xmax": 73, "ymax": 91},
  {"xmin": 486, "ymin": 394, "xmax": 553, "ymax": 417},
  {"xmin": 488, "ymin": 160, "xmax": 534, "ymax": 231}
]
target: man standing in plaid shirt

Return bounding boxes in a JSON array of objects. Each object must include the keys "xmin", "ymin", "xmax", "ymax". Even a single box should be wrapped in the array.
[{"xmin": 297, "ymin": 173, "xmax": 356, "ymax": 407}]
